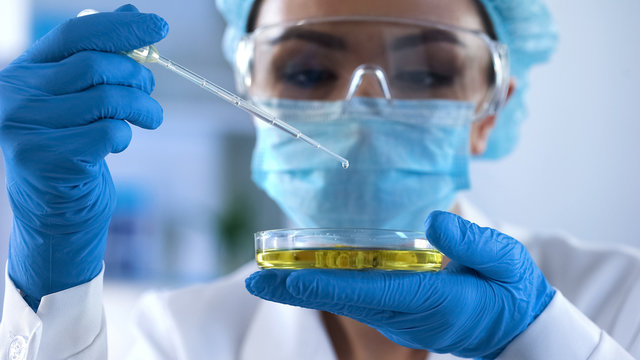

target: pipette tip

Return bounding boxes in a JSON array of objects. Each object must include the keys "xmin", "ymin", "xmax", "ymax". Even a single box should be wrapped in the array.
[{"xmin": 154, "ymin": 54, "xmax": 350, "ymax": 169}]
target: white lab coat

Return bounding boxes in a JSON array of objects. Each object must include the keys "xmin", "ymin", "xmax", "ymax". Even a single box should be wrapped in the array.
[{"xmin": 1, "ymin": 200, "xmax": 639, "ymax": 360}]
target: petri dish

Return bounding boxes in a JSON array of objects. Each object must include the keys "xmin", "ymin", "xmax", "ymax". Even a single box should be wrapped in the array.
[{"xmin": 255, "ymin": 228, "xmax": 443, "ymax": 272}]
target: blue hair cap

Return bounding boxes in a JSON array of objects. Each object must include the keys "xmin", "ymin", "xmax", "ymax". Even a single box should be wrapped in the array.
[
  {"xmin": 215, "ymin": 0, "xmax": 254, "ymax": 65},
  {"xmin": 215, "ymin": 0, "xmax": 559, "ymax": 159},
  {"xmin": 477, "ymin": 0, "xmax": 558, "ymax": 158}
]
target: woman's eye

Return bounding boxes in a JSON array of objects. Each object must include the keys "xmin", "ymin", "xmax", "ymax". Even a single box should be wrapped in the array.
[
  {"xmin": 280, "ymin": 68, "xmax": 337, "ymax": 89},
  {"xmin": 394, "ymin": 70, "xmax": 454, "ymax": 89}
]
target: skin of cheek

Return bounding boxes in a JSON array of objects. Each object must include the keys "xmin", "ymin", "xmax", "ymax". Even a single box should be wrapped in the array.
[
  {"xmin": 470, "ymin": 115, "xmax": 497, "ymax": 155},
  {"xmin": 469, "ymin": 79, "xmax": 516, "ymax": 156}
]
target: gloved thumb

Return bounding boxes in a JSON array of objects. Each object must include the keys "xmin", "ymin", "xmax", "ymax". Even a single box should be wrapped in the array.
[
  {"xmin": 425, "ymin": 211, "xmax": 530, "ymax": 282},
  {"xmin": 114, "ymin": 4, "xmax": 140, "ymax": 12},
  {"xmin": 16, "ymin": 6, "xmax": 168, "ymax": 64}
]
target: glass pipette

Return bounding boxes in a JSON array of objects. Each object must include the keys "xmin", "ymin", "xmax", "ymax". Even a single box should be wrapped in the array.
[
  {"xmin": 78, "ymin": 9, "xmax": 348, "ymax": 168},
  {"xmin": 126, "ymin": 46, "xmax": 350, "ymax": 169}
]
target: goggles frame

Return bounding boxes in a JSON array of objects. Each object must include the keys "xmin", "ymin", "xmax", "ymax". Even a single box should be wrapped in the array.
[{"xmin": 235, "ymin": 16, "xmax": 510, "ymax": 119}]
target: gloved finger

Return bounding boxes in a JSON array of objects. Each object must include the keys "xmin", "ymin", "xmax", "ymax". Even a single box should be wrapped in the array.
[
  {"xmin": 425, "ymin": 211, "xmax": 530, "ymax": 282},
  {"xmin": 245, "ymin": 270, "xmax": 389, "ymax": 327},
  {"xmin": 14, "ymin": 9, "xmax": 168, "ymax": 64},
  {"xmin": 306, "ymin": 300, "xmax": 396, "ymax": 331},
  {"xmin": 258, "ymin": 269, "xmax": 444, "ymax": 312},
  {"xmin": 0, "ymin": 120, "xmax": 131, "ymax": 183},
  {"xmin": 77, "ymin": 119, "xmax": 133, "ymax": 156},
  {"xmin": 115, "ymin": 4, "xmax": 140, "ymax": 12},
  {"xmin": 246, "ymin": 270, "xmax": 349, "ymax": 310},
  {"xmin": 245, "ymin": 270, "xmax": 297, "ymax": 303},
  {"xmin": 5, "ymin": 51, "xmax": 155, "ymax": 95},
  {"xmin": 57, "ymin": 119, "xmax": 133, "ymax": 161},
  {"xmin": 13, "ymin": 85, "xmax": 163, "ymax": 130}
]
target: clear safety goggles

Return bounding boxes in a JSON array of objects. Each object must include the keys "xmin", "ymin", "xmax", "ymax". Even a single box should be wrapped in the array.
[{"xmin": 235, "ymin": 16, "xmax": 510, "ymax": 119}]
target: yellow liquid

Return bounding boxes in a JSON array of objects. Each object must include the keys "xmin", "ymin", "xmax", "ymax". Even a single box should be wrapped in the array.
[{"xmin": 256, "ymin": 248, "xmax": 443, "ymax": 271}]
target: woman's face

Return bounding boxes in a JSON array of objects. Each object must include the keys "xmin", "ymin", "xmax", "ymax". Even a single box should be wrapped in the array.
[{"xmin": 253, "ymin": 0, "xmax": 508, "ymax": 155}]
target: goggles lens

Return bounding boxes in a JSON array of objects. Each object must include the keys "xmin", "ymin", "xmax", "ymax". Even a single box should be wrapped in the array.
[{"xmin": 238, "ymin": 17, "xmax": 507, "ymax": 114}]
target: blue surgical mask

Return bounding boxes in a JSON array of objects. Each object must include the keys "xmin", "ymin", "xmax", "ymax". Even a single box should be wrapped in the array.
[{"xmin": 251, "ymin": 97, "xmax": 474, "ymax": 231}]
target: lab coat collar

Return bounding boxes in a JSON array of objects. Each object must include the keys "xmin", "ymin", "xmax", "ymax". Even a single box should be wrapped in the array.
[
  {"xmin": 239, "ymin": 290, "xmax": 464, "ymax": 360},
  {"xmin": 239, "ymin": 298, "xmax": 337, "ymax": 360}
]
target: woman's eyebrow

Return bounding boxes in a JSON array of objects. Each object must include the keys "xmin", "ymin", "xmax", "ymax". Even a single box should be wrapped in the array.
[
  {"xmin": 391, "ymin": 29, "xmax": 464, "ymax": 51},
  {"xmin": 270, "ymin": 28, "xmax": 347, "ymax": 50}
]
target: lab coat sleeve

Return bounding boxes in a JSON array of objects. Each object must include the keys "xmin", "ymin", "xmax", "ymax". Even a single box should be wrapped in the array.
[
  {"xmin": 496, "ymin": 290, "xmax": 635, "ymax": 360},
  {"xmin": 0, "ymin": 265, "xmax": 107, "ymax": 360}
]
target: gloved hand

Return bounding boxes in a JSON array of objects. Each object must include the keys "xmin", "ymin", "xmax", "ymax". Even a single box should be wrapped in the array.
[
  {"xmin": 246, "ymin": 211, "xmax": 556, "ymax": 359},
  {"xmin": 0, "ymin": 4, "xmax": 167, "ymax": 310}
]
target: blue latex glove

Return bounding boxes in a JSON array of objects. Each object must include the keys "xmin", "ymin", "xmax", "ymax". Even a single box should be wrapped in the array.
[
  {"xmin": 246, "ymin": 211, "xmax": 556, "ymax": 359},
  {"xmin": 0, "ymin": 4, "xmax": 167, "ymax": 310}
]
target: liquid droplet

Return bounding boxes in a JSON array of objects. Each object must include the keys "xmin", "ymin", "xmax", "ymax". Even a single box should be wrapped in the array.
[{"xmin": 341, "ymin": 161, "xmax": 350, "ymax": 169}]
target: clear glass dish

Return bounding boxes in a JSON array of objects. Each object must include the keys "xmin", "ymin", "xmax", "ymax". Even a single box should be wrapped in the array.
[{"xmin": 255, "ymin": 228, "xmax": 442, "ymax": 271}]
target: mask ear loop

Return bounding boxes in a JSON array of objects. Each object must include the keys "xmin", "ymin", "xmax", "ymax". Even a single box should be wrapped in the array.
[{"xmin": 341, "ymin": 64, "xmax": 393, "ymax": 115}]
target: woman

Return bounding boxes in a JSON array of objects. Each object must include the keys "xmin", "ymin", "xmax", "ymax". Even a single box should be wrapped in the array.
[{"xmin": 0, "ymin": 0, "xmax": 638, "ymax": 359}]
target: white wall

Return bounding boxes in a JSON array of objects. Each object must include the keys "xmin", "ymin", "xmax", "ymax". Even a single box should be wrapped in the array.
[
  {"xmin": 0, "ymin": 0, "xmax": 31, "ymax": 321},
  {"xmin": 0, "ymin": 0, "xmax": 30, "ymax": 64},
  {"xmin": 465, "ymin": 0, "xmax": 640, "ymax": 247}
]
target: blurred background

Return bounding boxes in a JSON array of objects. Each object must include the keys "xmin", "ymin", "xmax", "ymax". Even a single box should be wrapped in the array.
[{"xmin": 0, "ymin": 0, "xmax": 639, "ymax": 356}]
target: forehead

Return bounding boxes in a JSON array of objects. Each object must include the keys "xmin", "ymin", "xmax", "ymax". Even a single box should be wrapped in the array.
[{"xmin": 255, "ymin": 0, "xmax": 486, "ymax": 32}]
